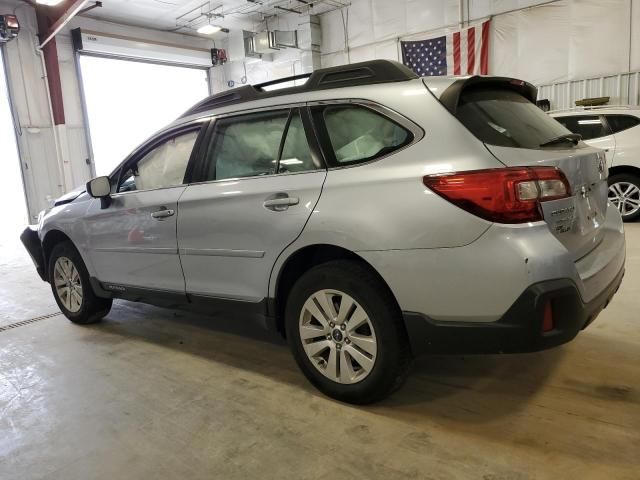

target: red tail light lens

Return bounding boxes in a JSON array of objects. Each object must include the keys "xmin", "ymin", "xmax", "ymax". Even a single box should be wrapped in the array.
[{"xmin": 423, "ymin": 167, "xmax": 571, "ymax": 224}]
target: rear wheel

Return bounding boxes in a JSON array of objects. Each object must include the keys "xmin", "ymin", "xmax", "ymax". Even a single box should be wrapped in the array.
[
  {"xmin": 285, "ymin": 260, "xmax": 411, "ymax": 404},
  {"xmin": 48, "ymin": 241, "xmax": 112, "ymax": 324},
  {"xmin": 608, "ymin": 173, "xmax": 640, "ymax": 221}
]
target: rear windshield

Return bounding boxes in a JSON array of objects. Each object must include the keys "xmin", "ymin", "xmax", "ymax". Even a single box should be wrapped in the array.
[{"xmin": 456, "ymin": 88, "xmax": 573, "ymax": 149}]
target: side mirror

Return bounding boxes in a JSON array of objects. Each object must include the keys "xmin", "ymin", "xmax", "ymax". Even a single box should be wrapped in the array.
[{"xmin": 86, "ymin": 176, "xmax": 111, "ymax": 209}]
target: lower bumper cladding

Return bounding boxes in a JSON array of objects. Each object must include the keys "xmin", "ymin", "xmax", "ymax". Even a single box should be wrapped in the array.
[
  {"xmin": 20, "ymin": 226, "xmax": 47, "ymax": 282},
  {"xmin": 403, "ymin": 267, "xmax": 625, "ymax": 355}
]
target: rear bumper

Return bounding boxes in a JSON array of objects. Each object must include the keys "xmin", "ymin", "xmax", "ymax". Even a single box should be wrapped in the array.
[
  {"xmin": 20, "ymin": 226, "xmax": 47, "ymax": 282},
  {"xmin": 403, "ymin": 265, "xmax": 625, "ymax": 355}
]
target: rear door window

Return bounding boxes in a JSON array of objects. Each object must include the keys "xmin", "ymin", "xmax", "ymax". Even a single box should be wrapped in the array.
[
  {"xmin": 278, "ymin": 110, "xmax": 316, "ymax": 173},
  {"xmin": 204, "ymin": 110, "xmax": 290, "ymax": 181},
  {"xmin": 318, "ymin": 105, "xmax": 412, "ymax": 166},
  {"xmin": 202, "ymin": 108, "xmax": 319, "ymax": 181},
  {"xmin": 456, "ymin": 88, "xmax": 574, "ymax": 149},
  {"xmin": 604, "ymin": 114, "xmax": 640, "ymax": 134},
  {"xmin": 554, "ymin": 115, "xmax": 609, "ymax": 140}
]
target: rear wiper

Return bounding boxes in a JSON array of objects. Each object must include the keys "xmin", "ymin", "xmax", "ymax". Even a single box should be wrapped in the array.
[{"xmin": 539, "ymin": 133, "xmax": 582, "ymax": 147}]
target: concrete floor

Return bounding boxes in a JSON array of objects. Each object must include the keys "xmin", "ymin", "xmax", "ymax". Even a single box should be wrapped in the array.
[{"xmin": 1, "ymin": 224, "xmax": 639, "ymax": 480}]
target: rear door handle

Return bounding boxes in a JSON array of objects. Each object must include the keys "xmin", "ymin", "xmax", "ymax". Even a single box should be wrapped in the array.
[
  {"xmin": 151, "ymin": 208, "xmax": 175, "ymax": 220},
  {"xmin": 263, "ymin": 196, "xmax": 299, "ymax": 211}
]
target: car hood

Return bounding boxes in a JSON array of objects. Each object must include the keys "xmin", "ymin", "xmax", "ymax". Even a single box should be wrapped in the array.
[{"xmin": 54, "ymin": 185, "xmax": 86, "ymax": 206}]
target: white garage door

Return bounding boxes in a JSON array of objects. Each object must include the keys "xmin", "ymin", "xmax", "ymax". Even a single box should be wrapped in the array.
[{"xmin": 79, "ymin": 56, "xmax": 210, "ymax": 176}]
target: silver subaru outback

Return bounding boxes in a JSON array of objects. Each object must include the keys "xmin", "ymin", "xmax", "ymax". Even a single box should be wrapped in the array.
[{"xmin": 21, "ymin": 60, "xmax": 626, "ymax": 404}]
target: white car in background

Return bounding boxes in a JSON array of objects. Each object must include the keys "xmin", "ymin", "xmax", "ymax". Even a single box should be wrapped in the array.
[{"xmin": 551, "ymin": 107, "xmax": 640, "ymax": 221}]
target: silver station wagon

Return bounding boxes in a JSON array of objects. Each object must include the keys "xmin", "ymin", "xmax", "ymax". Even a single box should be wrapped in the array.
[{"xmin": 22, "ymin": 60, "xmax": 626, "ymax": 404}]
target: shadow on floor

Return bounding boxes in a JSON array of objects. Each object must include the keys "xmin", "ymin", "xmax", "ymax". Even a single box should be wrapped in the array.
[{"xmin": 84, "ymin": 299, "xmax": 567, "ymax": 422}]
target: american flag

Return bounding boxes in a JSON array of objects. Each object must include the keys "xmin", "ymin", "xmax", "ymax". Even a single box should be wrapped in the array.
[{"xmin": 401, "ymin": 20, "xmax": 490, "ymax": 76}]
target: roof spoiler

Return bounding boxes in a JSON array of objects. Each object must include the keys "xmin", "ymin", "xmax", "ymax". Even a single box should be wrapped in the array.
[{"xmin": 439, "ymin": 76, "xmax": 538, "ymax": 115}]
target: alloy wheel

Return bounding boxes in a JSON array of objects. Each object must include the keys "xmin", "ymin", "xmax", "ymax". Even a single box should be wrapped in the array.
[
  {"xmin": 608, "ymin": 181, "xmax": 640, "ymax": 217},
  {"xmin": 53, "ymin": 257, "xmax": 83, "ymax": 313},
  {"xmin": 299, "ymin": 289, "xmax": 377, "ymax": 384}
]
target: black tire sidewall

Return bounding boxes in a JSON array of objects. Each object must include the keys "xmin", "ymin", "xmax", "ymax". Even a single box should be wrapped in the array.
[
  {"xmin": 48, "ymin": 241, "xmax": 110, "ymax": 324},
  {"xmin": 608, "ymin": 173, "xmax": 640, "ymax": 221},
  {"xmin": 285, "ymin": 261, "xmax": 408, "ymax": 404}
]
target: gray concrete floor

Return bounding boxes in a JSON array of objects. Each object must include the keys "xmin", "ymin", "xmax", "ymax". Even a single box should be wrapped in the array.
[{"xmin": 1, "ymin": 224, "xmax": 639, "ymax": 480}]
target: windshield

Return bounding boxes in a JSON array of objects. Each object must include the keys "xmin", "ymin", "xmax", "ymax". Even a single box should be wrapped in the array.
[{"xmin": 456, "ymin": 87, "xmax": 574, "ymax": 149}]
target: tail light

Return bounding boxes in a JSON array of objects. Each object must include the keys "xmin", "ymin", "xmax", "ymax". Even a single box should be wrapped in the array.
[{"xmin": 423, "ymin": 167, "xmax": 571, "ymax": 224}]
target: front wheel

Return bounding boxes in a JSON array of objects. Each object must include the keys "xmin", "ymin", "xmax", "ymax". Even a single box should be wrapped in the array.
[
  {"xmin": 285, "ymin": 260, "xmax": 411, "ymax": 404},
  {"xmin": 49, "ymin": 241, "xmax": 112, "ymax": 324},
  {"xmin": 608, "ymin": 173, "xmax": 640, "ymax": 221}
]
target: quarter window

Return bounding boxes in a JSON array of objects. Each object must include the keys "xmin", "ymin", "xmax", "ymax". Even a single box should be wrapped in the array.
[
  {"xmin": 118, "ymin": 129, "xmax": 199, "ymax": 193},
  {"xmin": 554, "ymin": 115, "xmax": 608, "ymax": 140},
  {"xmin": 605, "ymin": 114, "xmax": 640, "ymax": 134},
  {"xmin": 321, "ymin": 105, "xmax": 412, "ymax": 165}
]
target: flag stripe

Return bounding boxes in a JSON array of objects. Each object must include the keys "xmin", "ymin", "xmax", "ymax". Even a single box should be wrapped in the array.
[
  {"xmin": 453, "ymin": 31, "xmax": 461, "ymax": 75},
  {"xmin": 446, "ymin": 34, "xmax": 454, "ymax": 75},
  {"xmin": 480, "ymin": 20, "xmax": 490, "ymax": 75},
  {"xmin": 467, "ymin": 26, "xmax": 475, "ymax": 75},
  {"xmin": 459, "ymin": 28, "xmax": 468, "ymax": 74}
]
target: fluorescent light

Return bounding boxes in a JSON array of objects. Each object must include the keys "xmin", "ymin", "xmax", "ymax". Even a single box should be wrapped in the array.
[
  {"xmin": 197, "ymin": 24, "xmax": 222, "ymax": 35},
  {"xmin": 36, "ymin": 0, "xmax": 65, "ymax": 5},
  {"xmin": 578, "ymin": 119, "xmax": 601, "ymax": 125}
]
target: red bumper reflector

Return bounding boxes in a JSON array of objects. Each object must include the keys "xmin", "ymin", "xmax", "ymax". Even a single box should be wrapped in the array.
[{"xmin": 542, "ymin": 301, "xmax": 554, "ymax": 332}]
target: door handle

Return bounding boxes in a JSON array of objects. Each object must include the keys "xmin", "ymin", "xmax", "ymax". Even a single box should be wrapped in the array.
[
  {"xmin": 151, "ymin": 208, "xmax": 175, "ymax": 220},
  {"xmin": 263, "ymin": 195, "xmax": 299, "ymax": 211}
]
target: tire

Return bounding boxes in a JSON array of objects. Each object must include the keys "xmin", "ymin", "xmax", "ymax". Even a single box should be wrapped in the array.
[
  {"xmin": 285, "ymin": 260, "xmax": 411, "ymax": 404},
  {"xmin": 608, "ymin": 173, "xmax": 640, "ymax": 222},
  {"xmin": 48, "ymin": 241, "xmax": 112, "ymax": 324}
]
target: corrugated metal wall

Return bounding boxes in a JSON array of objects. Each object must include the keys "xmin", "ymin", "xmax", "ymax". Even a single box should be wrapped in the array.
[{"xmin": 538, "ymin": 71, "xmax": 640, "ymax": 111}]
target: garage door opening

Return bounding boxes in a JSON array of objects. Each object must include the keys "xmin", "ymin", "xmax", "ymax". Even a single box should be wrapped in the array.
[
  {"xmin": 0, "ymin": 49, "xmax": 28, "ymax": 247},
  {"xmin": 78, "ymin": 56, "xmax": 210, "ymax": 176}
]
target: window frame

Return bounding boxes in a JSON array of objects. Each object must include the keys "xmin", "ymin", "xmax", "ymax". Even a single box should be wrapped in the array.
[
  {"xmin": 309, "ymin": 99, "xmax": 423, "ymax": 169},
  {"xmin": 189, "ymin": 104, "xmax": 327, "ymax": 185},
  {"xmin": 110, "ymin": 120, "xmax": 209, "ymax": 196}
]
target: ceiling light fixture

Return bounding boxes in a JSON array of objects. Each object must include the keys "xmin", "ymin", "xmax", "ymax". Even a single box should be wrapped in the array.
[{"xmin": 197, "ymin": 24, "xmax": 222, "ymax": 35}]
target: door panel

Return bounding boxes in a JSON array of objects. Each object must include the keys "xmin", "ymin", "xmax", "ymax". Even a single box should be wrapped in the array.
[
  {"xmin": 178, "ymin": 172, "xmax": 325, "ymax": 301},
  {"xmin": 83, "ymin": 124, "xmax": 204, "ymax": 294},
  {"xmin": 84, "ymin": 188, "xmax": 187, "ymax": 292}
]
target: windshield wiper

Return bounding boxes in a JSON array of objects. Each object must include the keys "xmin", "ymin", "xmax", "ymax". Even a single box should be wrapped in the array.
[{"xmin": 539, "ymin": 133, "xmax": 582, "ymax": 147}]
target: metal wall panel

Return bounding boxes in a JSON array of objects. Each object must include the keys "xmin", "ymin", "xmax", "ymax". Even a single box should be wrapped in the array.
[{"xmin": 538, "ymin": 71, "xmax": 640, "ymax": 111}]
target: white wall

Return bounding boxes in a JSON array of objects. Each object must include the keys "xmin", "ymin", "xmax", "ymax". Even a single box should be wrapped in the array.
[{"xmin": 320, "ymin": 0, "xmax": 637, "ymax": 86}]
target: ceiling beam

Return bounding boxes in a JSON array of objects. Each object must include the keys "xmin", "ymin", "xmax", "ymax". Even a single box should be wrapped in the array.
[{"xmin": 39, "ymin": 0, "xmax": 90, "ymax": 49}]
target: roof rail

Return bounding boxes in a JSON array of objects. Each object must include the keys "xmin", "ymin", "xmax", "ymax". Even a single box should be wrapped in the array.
[
  {"xmin": 181, "ymin": 60, "xmax": 419, "ymax": 118},
  {"xmin": 548, "ymin": 105, "xmax": 640, "ymax": 114},
  {"xmin": 256, "ymin": 73, "xmax": 312, "ymax": 90}
]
